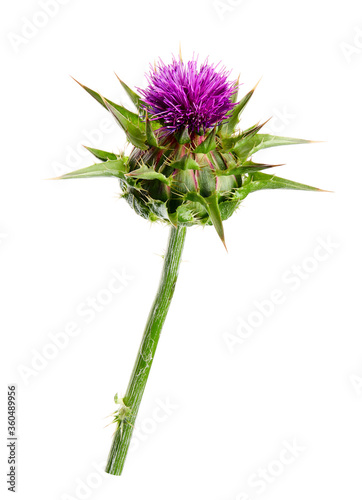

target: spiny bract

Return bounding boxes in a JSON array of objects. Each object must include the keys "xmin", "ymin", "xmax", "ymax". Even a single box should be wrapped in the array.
[{"xmin": 59, "ymin": 55, "xmax": 322, "ymax": 247}]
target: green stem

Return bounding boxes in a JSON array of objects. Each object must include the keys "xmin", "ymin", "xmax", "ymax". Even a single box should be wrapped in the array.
[{"xmin": 105, "ymin": 225, "xmax": 187, "ymax": 475}]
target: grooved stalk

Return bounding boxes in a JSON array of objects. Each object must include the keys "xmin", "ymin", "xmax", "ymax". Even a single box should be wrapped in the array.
[{"xmin": 105, "ymin": 225, "xmax": 187, "ymax": 475}]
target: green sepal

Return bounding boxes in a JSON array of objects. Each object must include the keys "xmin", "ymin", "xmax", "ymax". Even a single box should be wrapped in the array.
[
  {"xmin": 184, "ymin": 191, "xmax": 208, "ymax": 208},
  {"xmin": 71, "ymin": 77, "xmax": 109, "ymax": 110},
  {"xmin": 236, "ymin": 172, "xmax": 322, "ymax": 197},
  {"xmin": 126, "ymin": 166, "xmax": 170, "ymax": 185},
  {"xmin": 122, "ymin": 191, "xmax": 159, "ymax": 222},
  {"xmin": 218, "ymin": 198, "xmax": 241, "ymax": 221},
  {"xmin": 145, "ymin": 112, "xmax": 159, "ymax": 148},
  {"xmin": 167, "ymin": 209, "xmax": 178, "ymax": 227},
  {"xmin": 221, "ymin": 120, "xmax": 267, "ymax": 152},
  {"xmin": 221, "ymin": 82, "xmax": 259, "ymax": 135},
  {"xmin": 84, "ymin": 146, "xmax": 117, "ymax": 162},
  {"xmin": 72, "ymin": 77, "xmax": 141, "ymax": 126},
  {"xmin": 233, "ymin": 134, "xmax": 312, "ymax": 159},
  {"xmin": 146, "ymin": 198, "xmax": 170, "ymax": 219},
  {"xmin": 215, "ymin": 161, "xmax": 280, "ymax": 176},
  {"xmin": 102, "ymin": 98, "xmax": 147, "ymax": 150},
  {"xmin": 175, "ymin": 126, "xmax": 191, "ymax": 144},
  {"xmin": 204, "ymin": 193, "xmax": 226, "ymax": 248},
  {"xmin": 175, "ymin": 202, "xmax": 207, "ymax": 225},
  {"xmin": 52, "ymin": 159, "xmax": 127, "ymax": 180},
  {"xmin": 114, "ymin": 73, "xmax": 142, "ymax": 110},
  {"xmin": 184, "ymin": 192, "xmax": 226, "ymax": 247},
  {"xmin": 170, "ymin": 155, "xmax": 201, "ymax": 171},
  {"xmin": 193, "ymin": 128, "xmax": 217, "ymax": 154}
]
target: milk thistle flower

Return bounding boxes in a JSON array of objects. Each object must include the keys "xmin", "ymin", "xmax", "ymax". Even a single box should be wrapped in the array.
[
  {"xmin": 139, "ymin": 57, "xmax": 236, "ymax": 133},
  {"xmin": 56, "ymin": 53, "xmax": 324, "ymax": 475}
]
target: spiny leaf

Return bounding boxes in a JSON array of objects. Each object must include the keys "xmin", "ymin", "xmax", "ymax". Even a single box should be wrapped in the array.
[
  {"xmin": 72, "ymin": 77, "xmax": 143, "ymax": 129},
  {"xmin": 193, "ymin": 128, "xmax": 217, "ymax": 154},
  {"xmin": 114, "ymin": 73, "xmax": 142, "ymax": 110},
  {"xmin": 184, "ymin": 192, "xmax": 226, "ymax": 248},
  {"xmin": 145, "ymin": 112, "xmax": 158, "ymax": 148},
  {"xmin": 170, "ymin": 155, "xmax": 201, "ymax": 171},
  {"xmin": 102, "ymin": 98, "xmax": 147, "ymax": 150},
  {"xmin": 175, "ymin": 126, "xmax": 191, "ymax": 144},
  {"xmin": 126, "ymin": 167, "xmax": 170, "ymax": 185},
  {"xmin": 222, "ymin": 80, "xmax": 260, "ymax": 135},
  {"xmin": 222, "ymin": 120, "xmax": 269, "ymax": 151},
  {"xmin": 233, "ymin": 133, "xmax": 313, "ymax": 159},
  {"xmin": 215, "ymin": 161, "xmax": 282, "ymax": 176},
  {"xmin": 146, "ymin": 198, "xmax": 169, "ymax": 219},
  {"xmin": 51, "ymin": 159, "xmax": 127, "ymax": 180},
  {"xmin": 71, "ymin": 77, "xmax": 108, "ymax": 109},
  {"xmin": 167, "ymin": 209, "xmax": 178, "ymax": 227},
  {"xmin": 205, "ymin": 193, "xmax": 226, "ymax": 249},
  {"xmin": 184, "ymin": 191, "xmax": 208, "ymax": 206},
  {"xmin": 241, "ymin": 172, "xmax": 323, "ymax": 195},
  {"xmin": 83, "ymin": 146, "xmax": 117, "ymax": 162},
  {"xmin": 218, "ymin": 198, "xmax": 241, "ymax": 221}
]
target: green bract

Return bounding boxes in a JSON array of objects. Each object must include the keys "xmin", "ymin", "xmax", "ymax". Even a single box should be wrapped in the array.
[{"xmin": 57, "ymin": 77, "xmax": 321, "ymax": 247}]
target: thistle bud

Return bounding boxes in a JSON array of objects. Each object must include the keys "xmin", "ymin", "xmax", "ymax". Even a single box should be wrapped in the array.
[{"xmin": 59, "ymin": 55, "xmax": 322, "ymax": 247}]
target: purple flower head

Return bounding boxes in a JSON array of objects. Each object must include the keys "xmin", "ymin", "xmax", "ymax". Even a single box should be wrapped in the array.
[{"xmin": 138, "ymin": 55, "xmax": 238, "ymax": 134}]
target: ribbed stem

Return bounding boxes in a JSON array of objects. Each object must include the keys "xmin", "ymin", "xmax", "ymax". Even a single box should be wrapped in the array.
[{"xmin": 105, "ymin": 225, "xmax": 187, "ymax": 475}]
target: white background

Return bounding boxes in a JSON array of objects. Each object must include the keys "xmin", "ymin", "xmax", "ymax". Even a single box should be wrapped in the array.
[{"xmin": 1, "ymin": 0, "xmax": 362, "ymax": 499}]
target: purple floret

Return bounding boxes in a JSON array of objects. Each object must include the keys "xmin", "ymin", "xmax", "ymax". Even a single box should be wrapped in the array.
[{"xmin": 138, "ymin": 56, "xmax": 238, "ymax": 133}]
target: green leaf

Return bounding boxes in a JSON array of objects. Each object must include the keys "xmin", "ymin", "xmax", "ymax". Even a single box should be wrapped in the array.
[
  {"xmin": 71, "ymin": 77, "xmax": 108, "ymax": 109},
  {"xmin": 170, "ymin": 155, "xmax": 201, "ymax": 171},
  {"xmin": 184, "ymin": 192, "xmax": 226, "ymax": 248},
  {"xmin": 222, "ymin": 81, "xmax": 260, "ymax": 135},
  {"xmin": 126, "ymin": 167, "xmax": 170, "ymax": 185},
  {"xmin": 205, "ymin": 194, "xmax": 226, "ymax": 249},
  {"xmin": 222, "ymin": 120, "xmax": 268, "ymax": 151},
  {"xmin": 193, "ymin": 128, "xmax": 217, "ymax": 153},
  {"xmin": 218, "ymin": 198, "xmax": 241, "ymax": 221},
  {"xmin": 72, "ymin": 77, "xmax": 144, "ymax": 129},
  {"xmin": 233, "ymin": 133, "xmax": 313, "ymax": 159},
  {"xmin": 145, "ymin": 112, "xmax": 158, "ymax": 148},
  {"xmin": 215, "ymin": 161, "xmax": 281, "ymax": 176},
  {"xmin": 146, "ymin": 199, "xmax": 169, "ymax": 219},
  {"xmin": 238, "ymin": 172, "xmax": 322, "ymax": 196},
  {"xmin": 114, "ymin": 73, "xmax": 142, "ymax": 110},
  {"xmin": 167, "ymin": 210, "xmax": 178, "ymax": 227},
  {"xmin": 52, "ymin": 159, "xmax": 127, "ymax": 180},
  {"xmin": 175, "ymin": 126, "xmax": 191, "ymax": 144},
  {"xmin": 102, "ymin": 98, "xmax": 147, "ymax": 150},
  {"xmin": 184, "ymin": 191, "xmax": 207, "ymax": 206},
  {"xmin": 84, "ymin": 146, "xmax": 117, "ymax": 162}
]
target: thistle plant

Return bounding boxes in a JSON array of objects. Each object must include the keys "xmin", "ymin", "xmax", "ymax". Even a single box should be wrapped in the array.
[{"xmin": 56, "ymin": 54, "xmax": 323, "ymax": 475}]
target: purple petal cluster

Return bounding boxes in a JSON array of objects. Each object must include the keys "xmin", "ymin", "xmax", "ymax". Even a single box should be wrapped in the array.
[{"xmin": 139, "ymin": 56, "xmax": 237, "ymax": 133}]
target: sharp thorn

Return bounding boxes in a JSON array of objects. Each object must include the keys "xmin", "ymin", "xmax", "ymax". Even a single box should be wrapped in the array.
[{"xmin": 252, "ymin": 77, "xmax": 262, "ymax": 92}]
